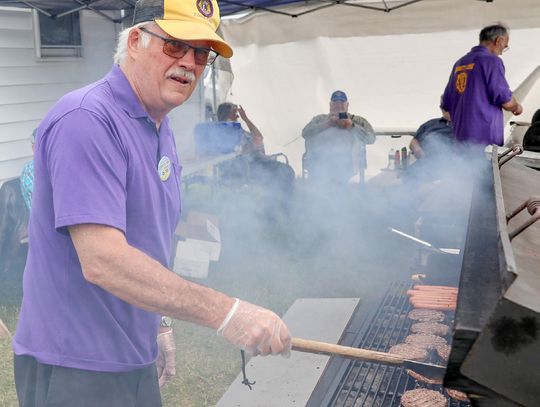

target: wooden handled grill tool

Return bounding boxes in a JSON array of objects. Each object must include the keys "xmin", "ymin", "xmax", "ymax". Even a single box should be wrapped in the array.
[{"xmin": 292, "ymin": 337, "xmax": 446, "ymax": 379}]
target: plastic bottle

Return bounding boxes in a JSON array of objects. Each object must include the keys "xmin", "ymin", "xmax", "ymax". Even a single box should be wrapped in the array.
[
  {"xmin": 394, "ymin": 150, "xmax": 401, "ymax": 169},
  {"xmin": 401, "ymin": 147, "xmax": 408, "ymax": 169},
  {"xmin": 387, "ymin": 148, "xmax": 395, "ymax": 169}
]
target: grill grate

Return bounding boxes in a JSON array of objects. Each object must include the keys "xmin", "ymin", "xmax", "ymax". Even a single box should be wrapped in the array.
[{"xmin": 326, "ymin": 281, "xmax": 470, "ymax": 407}]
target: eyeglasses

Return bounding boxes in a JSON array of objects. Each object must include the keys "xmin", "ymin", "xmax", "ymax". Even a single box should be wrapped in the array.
[
  {"xmin": 496, "ymin": 36, "xmax": 510, "ymax": 54},
  {"xmin": 139, "ymin": 27, "xmax": 219, "ymax": 66}
]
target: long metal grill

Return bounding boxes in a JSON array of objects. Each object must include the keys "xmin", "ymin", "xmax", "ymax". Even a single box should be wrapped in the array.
[{"xmin": 325, "ymin": 281, "xmax": 470, "ymax": 407}]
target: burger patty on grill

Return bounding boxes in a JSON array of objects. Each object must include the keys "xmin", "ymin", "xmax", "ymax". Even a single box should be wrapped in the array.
[
  {"xmin": 436, "ymin": 343, "xmax": 451, "ymax": 361},
  {"xmin": 410, "ymin": 322, "xmax": 450, "ymax": 336},
  {"xmin": 405, "ymin": 334, "xmax": 447, "ymax": 350},
  {"xmin": 408, "ymin": 309, "xmax": 445, "ymax": 322},
  {"xmin": 388, "ymin": 343, "xmax": 428, "ymax": 361},
  {"xmin": 400, "ymin": 388, "xmax": 448, "ymax": 407}
]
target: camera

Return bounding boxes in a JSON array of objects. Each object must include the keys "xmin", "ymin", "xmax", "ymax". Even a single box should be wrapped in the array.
[{"xmin": 338, "ymin": 112, "xmax": 348, "ymax": 119}]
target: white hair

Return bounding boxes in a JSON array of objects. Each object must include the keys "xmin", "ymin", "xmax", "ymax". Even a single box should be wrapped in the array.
[{"xmin": 113, "ymin": 21, "xmax": 154, "ymax": 65}]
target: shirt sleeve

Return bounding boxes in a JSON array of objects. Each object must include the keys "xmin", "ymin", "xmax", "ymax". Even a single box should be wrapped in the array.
[
  {"xmin": 415, "ymin": 121, "xmax": 429, "ymax": 144},
  {"xmin": 440, "ymin": 68, "xmax": 455, "ymax": 113},
  {"xmin": 20, "ymin": 161, "xmax": 34, "ymax": 210},
  {"xmin": 45, "ymin": 108, "xmax": 128, "ymax": 233},
  {"xmin": 485, "ymin": 58, "xmax": 513, "ymax": 106},
  {"xmin": 415, "ymin": 119, "xmax": 442, "ymax": 144},
  {"xmin": 351, "ymin": 116, "xmax": 376, "ymax": 144},
  {"xmin": 302, "ymin": 115, "xmax": 328, "ymax": 139}
]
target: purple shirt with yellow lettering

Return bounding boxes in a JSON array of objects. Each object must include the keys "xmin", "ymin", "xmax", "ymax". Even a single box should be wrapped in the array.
[{"xmin": 441, "ymin": 45, "xmax": 513, "ymax": 146}]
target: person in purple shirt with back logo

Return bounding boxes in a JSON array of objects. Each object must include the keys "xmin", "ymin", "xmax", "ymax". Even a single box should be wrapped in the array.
[
  {"xmin": 441, "ymin": 23, "xmax": 523, "ymax": 149},
  {"xmin": 12, "ymin": 0, "xmax": 291, "ymax": 406}
]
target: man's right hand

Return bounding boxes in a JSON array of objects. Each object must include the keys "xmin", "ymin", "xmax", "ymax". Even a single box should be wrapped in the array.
[
  {"xmin": 217, "ymin": 299, "xmax": 291, "ymax": 357},
  {"xmin": 502, "ymin": 98, "xmax": 523, "ymax": 116},
  {"xmin": 238, "ymin": 105, "xmax": 249, "ymax": 122}
]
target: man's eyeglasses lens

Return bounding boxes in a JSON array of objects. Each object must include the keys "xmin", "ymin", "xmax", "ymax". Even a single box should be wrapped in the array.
[
  {"xmin": 163, "ymin": 39, "xmax": 218, "ymax": 65},
  {"xmin": 140, "ymin": 27, "xmax": 218, "ymax": 65}
]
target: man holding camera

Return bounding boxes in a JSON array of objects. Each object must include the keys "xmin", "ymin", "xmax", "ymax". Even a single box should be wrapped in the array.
[{"xmin": 302, "ymin": 90, "xmax": 375, "ymax": 186}]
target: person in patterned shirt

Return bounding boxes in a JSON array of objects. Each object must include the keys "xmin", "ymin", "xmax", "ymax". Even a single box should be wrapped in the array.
[{"xmin": 19, "ymin": 128, "xmax": 36, "ymax": 210}]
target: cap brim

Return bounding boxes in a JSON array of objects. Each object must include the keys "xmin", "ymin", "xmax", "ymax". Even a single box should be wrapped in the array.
[{"xmin": 156, "ymin": 20, "xmax": 233, "ymax": 58}]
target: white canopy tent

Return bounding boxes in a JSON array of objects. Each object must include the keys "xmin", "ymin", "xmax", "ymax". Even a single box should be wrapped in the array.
[
  {"xmin": 220, "ymin": 0, "xmax": 540, "ymax": 177},
  {"xmin": 0, "ymin": 0, "xmax": 538, "ymax": 178}
]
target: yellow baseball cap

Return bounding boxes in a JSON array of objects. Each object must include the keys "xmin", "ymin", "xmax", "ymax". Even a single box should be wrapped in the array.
[{"xmin": 132, "ymin": 0, "xmax": 233, "ymax": 58}]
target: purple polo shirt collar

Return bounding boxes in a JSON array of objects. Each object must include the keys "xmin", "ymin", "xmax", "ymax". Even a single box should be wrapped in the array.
[
  {"xmin": 471, "ymin": 45, "xmax": 490, "ymax": 55},
  {"xmin": 108, "ymin": 65, "xmax": 164, "ymax": 124}
]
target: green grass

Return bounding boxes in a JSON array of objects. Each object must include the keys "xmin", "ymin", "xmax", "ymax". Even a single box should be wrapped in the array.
[
  {"xmin": 160, "ymin": 324, "xmax": 240, "ymax": 407},
  {"xmin": 0, "ymin": 181, "xmax": 415, "ymax": 406},
  {"xmin": 0, "ymin": 339, "xmax": 16, "ymax": 407},
  {"xmin": 0, "ymin": 266, "xmax": 21, "ymax": 407}
]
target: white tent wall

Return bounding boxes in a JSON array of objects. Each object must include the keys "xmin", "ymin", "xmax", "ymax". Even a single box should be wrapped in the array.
[
  {"xmin": 221, "ymin": 0, "xmax": 540, "ymax": 178},
  {"xmin": 507, "ymin": 66, "xmax": 540, "ymax": 145}
]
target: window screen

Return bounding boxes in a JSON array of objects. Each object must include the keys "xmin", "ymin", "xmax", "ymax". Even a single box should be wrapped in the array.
[{"xmin": 34, "ymin": 11, "xmax": 82, "ymax": 58}]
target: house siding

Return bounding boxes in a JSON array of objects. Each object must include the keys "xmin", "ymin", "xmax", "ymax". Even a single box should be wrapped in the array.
[
  {"xmin": 0, "ymin": 8, "xmax": 117, "ymax": 184},
  {"xmin": 0, "ymin": 7, "xmax": 204, "ymax": 186}
]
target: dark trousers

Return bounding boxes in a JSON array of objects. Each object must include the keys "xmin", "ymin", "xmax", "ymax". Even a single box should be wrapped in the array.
[{"xmin": 14, "ymin": 354, "xmax": 161, "ymax": 407}]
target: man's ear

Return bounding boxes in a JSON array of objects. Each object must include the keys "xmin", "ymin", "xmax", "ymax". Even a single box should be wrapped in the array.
[{"xmin": 127, "ymin": 28, "xmax": 142, "ymax": 60}]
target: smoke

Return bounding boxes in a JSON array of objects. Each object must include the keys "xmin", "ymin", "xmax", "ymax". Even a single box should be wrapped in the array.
[{"xmin": 196, "ymin": 135, "xmax": 491, "ymax": 314}]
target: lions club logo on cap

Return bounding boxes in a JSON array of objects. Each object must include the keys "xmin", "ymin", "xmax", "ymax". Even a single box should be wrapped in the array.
[{"xmin": 196, "ymin": 0, "xmax": 214, "ymax": 17}]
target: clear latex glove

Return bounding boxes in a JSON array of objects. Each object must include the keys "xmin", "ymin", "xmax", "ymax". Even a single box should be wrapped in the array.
[
  {"xmin": 156, "ymin": 328, "xmax": 176, "ymax": 387},
  {"xmin": 217, "ymin": 299, "xmax": 292, "ymax": 357}
]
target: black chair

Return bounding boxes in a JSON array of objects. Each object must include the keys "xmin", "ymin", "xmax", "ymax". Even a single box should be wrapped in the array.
[
  {"xmin": 267, "ymin": 152, "xmax": 289, "ymax": 165},
  {"xmin": 523, "ymin": 122, "xmax": 540, "ymax": 152},
  {"xmin": 301, "ymin": 133, "xmax": 357, "ymax": 185}
]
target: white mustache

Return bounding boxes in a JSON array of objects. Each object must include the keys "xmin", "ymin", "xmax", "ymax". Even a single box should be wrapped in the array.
[{"xmin": 166, "ymin": 67, "xmax": 196, "ymax": 83}]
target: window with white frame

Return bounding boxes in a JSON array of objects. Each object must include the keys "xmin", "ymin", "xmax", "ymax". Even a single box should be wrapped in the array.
[{"xmin": 33, "ymin": 10, "xmax": 82, "ymax": 59}]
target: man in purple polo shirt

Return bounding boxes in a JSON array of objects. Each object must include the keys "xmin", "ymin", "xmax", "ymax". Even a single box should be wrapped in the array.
[
  {"xmin": 441, "ymin": 23, "xmax": 523, "ymax": 148},
  {"xmin": 12, "ymin": 0, "xmax": 291, "ymax": 405}
]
